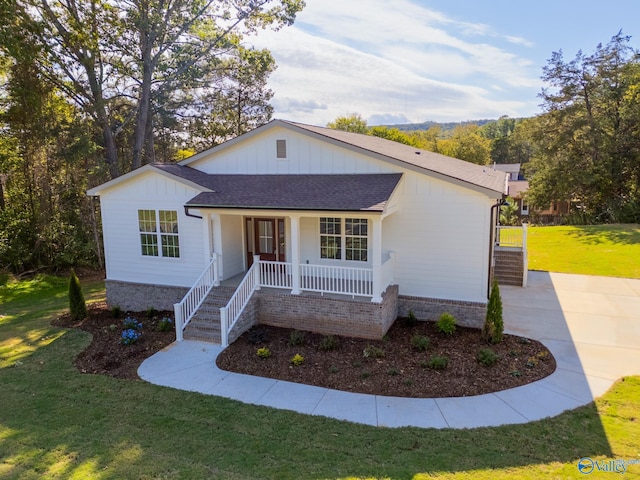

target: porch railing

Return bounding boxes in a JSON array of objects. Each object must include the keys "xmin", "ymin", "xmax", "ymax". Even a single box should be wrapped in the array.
[
  {"xmin": 174, "ymin": 254, "xmax": 219, "ymax": 341},
  {"xmin": 299, "ymin": 264, "xmax": 373, "ymax": 297},
  {"xmin": 258, "ymin": 261, "xmax": 292, "ymax": 289},
  {"xmin": 220, "ymin": 256, "xmax": 261, "ymax": 347}
]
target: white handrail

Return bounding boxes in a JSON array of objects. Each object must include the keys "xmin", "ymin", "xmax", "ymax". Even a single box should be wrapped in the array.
[
  {"xmin": 300, "ymin": 263, "xmax": 373, "ymax": 297},
  {"xmin": 173, "ymin": 254, "xmax": 219, "ymax": 341},
  {"xmin": 220, "ymin": 256, "xmax": 260, "ymax": 347},
  {"xmin": 259, "ymin": 261, "xmax": 292, "ymax": 289}
]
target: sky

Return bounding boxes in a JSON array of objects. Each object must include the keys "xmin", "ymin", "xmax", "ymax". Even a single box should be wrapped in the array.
[{"xmin": 249, "ymin": 0, "xmax": 640, "ymax": 126}]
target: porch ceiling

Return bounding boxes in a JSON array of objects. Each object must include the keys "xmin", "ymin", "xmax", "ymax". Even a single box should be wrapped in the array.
[{"xmin": 181, "ymin": 172, "xmax": 403, "ymax": 212}]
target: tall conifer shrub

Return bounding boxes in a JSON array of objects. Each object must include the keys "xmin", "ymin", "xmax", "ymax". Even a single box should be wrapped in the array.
[
  {"xmin": 69, "ymin": 269, "xmax": 87, "ymax": 321},
  {"xmin": 483, "ymin": 279, "xmax": 503, "ymax": 344}
]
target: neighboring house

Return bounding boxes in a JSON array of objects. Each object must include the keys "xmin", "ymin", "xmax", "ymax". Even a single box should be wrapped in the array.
[
  {"xmin": 493, "ymin": 164, "xmax": 529, "ymax": 218},
  {"xmin": 507, "ymin": 180, "xmax": 530, "ymax": 218},
  {"xmin": 87, "ymin": 120, "xmax": 508, "ymax": 344},
  {"xmin": 493, "ymin": 163, "xmax": 521, "ymax": 182}
]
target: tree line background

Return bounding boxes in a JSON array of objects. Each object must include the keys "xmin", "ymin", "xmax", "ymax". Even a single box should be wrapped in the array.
[{"xmin": 1, "ymin": 11, "xmax": 639, "ymax": 275}]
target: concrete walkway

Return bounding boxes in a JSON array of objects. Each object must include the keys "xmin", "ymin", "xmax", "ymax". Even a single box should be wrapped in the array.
[{"xmin": 138, "ymin": 272, "xmax": 640, "ymax": 428}]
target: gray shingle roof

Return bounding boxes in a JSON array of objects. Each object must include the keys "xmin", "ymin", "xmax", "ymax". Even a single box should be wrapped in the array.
[
  {"xmin": 282, "ymin": 121, "xmax": 507, "ymax": 194},
  {"xmin": 152, "ymin": 164, "xmax": 402, "ymax": 212}
]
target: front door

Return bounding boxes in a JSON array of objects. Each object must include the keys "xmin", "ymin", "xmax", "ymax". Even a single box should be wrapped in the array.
[{"xmin": 250, "ymin": 218, "xmax": 285, "ymax": 264}]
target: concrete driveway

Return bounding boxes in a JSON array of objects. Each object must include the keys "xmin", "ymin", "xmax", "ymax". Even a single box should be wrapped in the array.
[
  {"xmin": 139, "ymin": 271, "xmax": 640, "ymax": 428},
  {"xmin": 502, "ymin": 271, "xmax": 640, "ymax": 402}
]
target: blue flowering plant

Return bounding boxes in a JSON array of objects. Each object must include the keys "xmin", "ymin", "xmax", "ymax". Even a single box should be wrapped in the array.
[
  {"xmin": 120, "ymin": 328, "xmax": 142, "ymax": 345},
  {"xmin": 123, "ymin": 316, "xmax": 143, "ymax": 331}
]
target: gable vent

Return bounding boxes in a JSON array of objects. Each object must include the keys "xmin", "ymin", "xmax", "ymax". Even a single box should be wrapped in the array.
[{"xmin": 276, "ymin": 139, "xmax": 287, "ymax": 159}]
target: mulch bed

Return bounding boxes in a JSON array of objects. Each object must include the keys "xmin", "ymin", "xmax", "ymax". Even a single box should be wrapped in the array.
[
  {"xmin": 53, "ymin": 301, "xmax": 176, "ymax": 380},
  {"xmin": 55, "ymin": 303, "xmax": 556, "ymax": 397},
  {"xmin": 217, "ymin": 322, "xmax": 556, "ymax": 398}
]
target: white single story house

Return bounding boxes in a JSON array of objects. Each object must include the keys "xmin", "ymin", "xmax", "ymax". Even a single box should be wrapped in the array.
[{"xmin": 87, "ymin": 120, "xmax": 508, "ymax": 345}]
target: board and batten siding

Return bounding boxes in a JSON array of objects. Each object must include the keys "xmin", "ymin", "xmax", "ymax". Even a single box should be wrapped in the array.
[
  {"xmin": 99, "ymin": 171, "xmax": 206, "ymax": 288},
  {"xmin": 383, "ymin": 171, "xmax": 492, "ymax": 302},
  {"xmin": 188, "ymin": 126, "xmax": 396, "ymax": 175}
]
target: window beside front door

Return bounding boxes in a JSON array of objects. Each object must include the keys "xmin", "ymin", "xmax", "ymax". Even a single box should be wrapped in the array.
[
  {"xmin": 138, "ymin": 209, "xmax": 180, "ymax": 258},
  {"xmin": 319, "ymin": 217, "xmax": 368, "ymax": 262}
]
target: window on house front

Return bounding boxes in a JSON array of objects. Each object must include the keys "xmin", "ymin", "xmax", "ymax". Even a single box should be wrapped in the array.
[
  {"xmin": 320, "ymin": 217, "xmax": 341, "ymax": 259},
  {"xmin": 319, "ymin": 217, "xmax": 368, "ymax": 261},
  {"xmin": 138, "ymin": 209, "xmax": 180, "ymax": 258}
]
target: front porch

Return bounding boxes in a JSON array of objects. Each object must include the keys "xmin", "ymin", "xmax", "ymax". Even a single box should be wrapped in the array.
[{"xmin": 175, "ymin": 252, "xmax": 397, "ymax": 346}]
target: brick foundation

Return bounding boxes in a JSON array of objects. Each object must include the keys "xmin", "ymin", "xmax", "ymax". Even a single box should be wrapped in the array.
[
  {"xmin": 256, "ymin": 285, "xmax": 399, "ymax": 340},
  {"xmin": 397, "ymin": 295, "xmax": 487, "ymax": 329},
  {"xmin": 228, "ymin": 295, "xmax": 259, "ymax": 344},
  {"xmin": 105, "ymin": 280, "xmax": 188, "ymax": 312}
]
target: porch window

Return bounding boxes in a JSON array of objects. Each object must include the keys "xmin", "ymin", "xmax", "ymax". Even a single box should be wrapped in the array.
[
  {"xmin": 320, "ymin": 217, "xmax": 341, "ymax": 259},
  {"xmin": 319, "ymin": 217, "xmax": 368, "ymax": 262},
  {"xmin": 138, "ymin": 209, "xmax": 180, "ymax": 258}
]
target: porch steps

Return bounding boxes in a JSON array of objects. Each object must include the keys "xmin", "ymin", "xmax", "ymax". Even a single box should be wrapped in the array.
[
  {"xmin": 183, "ymin": 286, "xmax": 235, "ymax": 343},
  {"xmin": 494, "ymin": 249, "xmax": 525, "ymax": 287}
]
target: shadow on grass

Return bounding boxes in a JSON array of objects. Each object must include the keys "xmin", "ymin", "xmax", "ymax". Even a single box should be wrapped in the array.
[{"xmin": 567, "ymin": 224, "xmax": 640, "ymax": 245}]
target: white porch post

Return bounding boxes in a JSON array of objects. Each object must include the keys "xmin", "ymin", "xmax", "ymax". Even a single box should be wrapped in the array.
[
  {"xmin": 290, "ymin": 214, "xmax": 301, "ymax": 295},
  {"xmin": 371, "ymin": 216, "xmax": 383, "ymax": 303}
]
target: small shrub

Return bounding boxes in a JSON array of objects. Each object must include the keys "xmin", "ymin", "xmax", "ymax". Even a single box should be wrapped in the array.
[
  {"xmin": 360, "ymin": 371, "xmax": 371, "ymax": 379},
  {"xmin": 363, "ymin": 344, "xmax": 385, "ymax": 359},
  {"xmin": 111, "ymin": 306, "xmax": 122, "ymax": 319},
  {"xmin": 68, "ymin": 269, "xmax": 87, "ymax": 321},
  {"xmin": 436, "ymin": 313, "xmax": 456, "ymax": 335},
  {"xmin": 509, "ymin": 349, "xmax": 522, "ymax": 357},
  {"xmin": 328, "ymin": 365, "xmax": 339, "ymax": 374},
  {"xmin": 405, "ymin": 310, "xmax": 418, "ymax": 327},
  {"xmin": 482, "ymin": 279, "xmax": 504, "ymax": 344},
  {"xmin": 536, "ymin": 350, "xmax": 551, "ymax": 361},
  {"xmin": 518, "ymin": 337, "xmax": 531, "ymax": 345},
  {"xmin": 146, "ymin": 307, "xmax": 156, "ymax": 319},
  {"xmin": 526, "ymin": 356, "xmax": 539, "ymax": 368},
  {"xmin": 419, "ymin": 359, "xmax": 429, "ymax": 369},
  {"xmin": 247, "ymin": 328, "xmax": 269, "ymax": 344},
  {"xmin": 123, "ymin": 316, "xmax": 143, "ymax": 330},
  {"xmin": 318, "ymin": 335, "xmax": 339, "ymax": 351},
  {"xmin": 427, "ymin": 355, "xmax": 449, "ymax": 370},
  {"xmin": 120, "ymin": 328, "xmax": 141, "ymax": 345},
  {"xmin": 352, "ymin": 360, "xmax": 363, "ymax": 368},
  {"xmin": 109, "ymin": 324, "xmax": 117, "ymax": 331},
  {"xmin": 290, "ymin": 353, "xmax": 304, "ymax": 366},
  {"xmin": 410, "ymin": 334, "xmax": 430, "ymax": 352},
  {"xmin": 403, "ymin": 378, "xmax": 414, "ymax": 386},
  {"xmin": 477, "ymin": 347, "xmax": 499, "ymax": 367},
  {"xmin": 256, "ymin": 347, "xmax": 271, "ymax": 358},
  {"xmin": 510, "ymin": 370, "xmax": 522, "ymax": 377},
  {"xmin": 387, "ymin": 367, "xmax": 400, "ymax": 376},
  {"xmin": 157, "ymin": 316, "xmax": 173, "ymax": 332},
  {"xmin": 289, "ymin": 330, "xmax": 306, "ymax": 346}
]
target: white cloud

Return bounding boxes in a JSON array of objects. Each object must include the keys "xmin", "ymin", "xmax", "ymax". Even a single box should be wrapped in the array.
[{"xmin": 248, "ymin": 0, "xmax": 540, "ymax": 125}]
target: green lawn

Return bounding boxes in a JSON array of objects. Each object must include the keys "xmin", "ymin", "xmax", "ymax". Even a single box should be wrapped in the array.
[
  {"xmin": 1, "ymin": 275, "xmax": 639, "ymax": 479},
  {"xmin": 527, "ymin": 224, "xmax": 640, "ymax": 278}
]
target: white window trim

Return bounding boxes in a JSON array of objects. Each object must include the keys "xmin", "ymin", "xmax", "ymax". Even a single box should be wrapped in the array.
[
  {"xmin": 138, "ymin": 209, "xmax": 181, "ymax": 259},
  {"xmin": 319, "ymin": 217, "xmax": 368, "ymax": 263}
]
